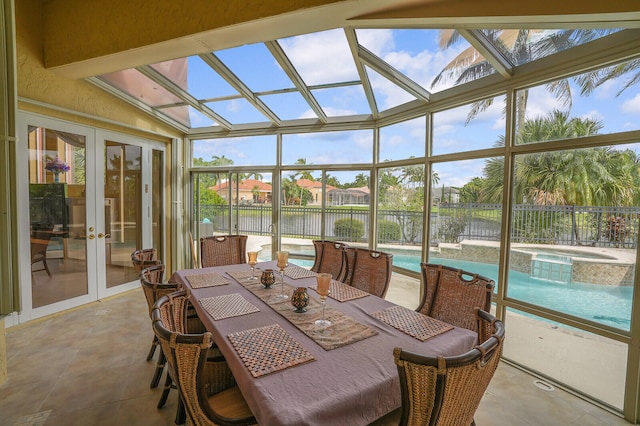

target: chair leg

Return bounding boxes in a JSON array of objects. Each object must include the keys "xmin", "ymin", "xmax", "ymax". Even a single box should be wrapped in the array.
[
  {"xmin": 146, "ymin": 335, "xmax": 158, "ymax": 361},
  {"xmin": 150, "ymin": 349, "xmax": 166, "ymax": 388},
  {"xmin": 175, "ymin": 397, "xmax": 186, "ymax": 425},
  {"xmin": 157, "ymin": 372, "xmax": 173, "ymax": 409}
]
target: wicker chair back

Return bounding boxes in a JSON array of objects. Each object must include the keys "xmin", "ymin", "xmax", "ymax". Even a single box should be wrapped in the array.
[
  {"xmin": 152, "ymin": 291, "xmax": 256, "ymax": 426},
  {"xmin": 418, "ymin": 263, "xmax": 495, "ymax": 332},
  {"xmin": 200, "ymin": 235, "xmax": 248, "ymax": 268},
  {"xmin": 340, "ymin": 248, "xmax": 393, "ymax": 298},
  {"xmin": 310, "ymin": 240, "xmax": 349, "ymax": 279},
  {"xmin": 393, "ymin": 309, "xmax": 505, "ymax": 426}
]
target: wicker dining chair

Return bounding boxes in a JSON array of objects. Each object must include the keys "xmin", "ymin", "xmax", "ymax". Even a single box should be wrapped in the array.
[
  {"xmin": 339, "ymin": 247, "xmax": 393, "ymax": 298},
  {"xmin": 132, "ymin": 248, "xmax": 160, "ymax": 273},
  {"xmin": 200, "ymin": 235, "xmax": 248, "ymax": 268},
  {"xmin": 140, "ymin": 264, "xmax": 180, "ymax": 387},
  {"xmin": 152, "ymin": 290, "xmax": 256, "ymax": 426},
  {"xmin": 310, "ymin": 240, "xmax": 349, "ymax": 279},
  {"xmin": 393, "ymin": 308, "xmax": 505, "ymax": 426},
  {"xmin": 418, "ymin": 263, "xmax": 495, "ymax": 333}
]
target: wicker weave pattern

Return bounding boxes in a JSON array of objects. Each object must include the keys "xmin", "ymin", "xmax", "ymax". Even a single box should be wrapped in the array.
[
  {"xmin": 200, "ymin": 235, "xmax": 248, "ymax": 268},
  {"xmin": 371, "ymin": 305, "xmax": 453, "ymax": 341},
  {"xmin": 284, "ymin": 264, "xmax": 317, "ymax": 280},
  {"xmin": 228, "ymin": 324, "xmax": 316, "ymax": 378},
  {"xmin": 132, "ymin": 248, "xmax": 160, "ymax": 273},
  {"xmin": 341, "ymin": 248, "xmax": 393, "ymax": 299},
  {"xmin": 185, "ymin": 272, "xmax": 231, "ymax": 288},
  {"xmin": 393, "ymin": 309, "xmax": 505, "ymax": 426},
  {"xmin": 200, "ymin": 293, "xmax": 260, "ymax": 320},
  {"xmin": 311, "ymin": 240, "xmax": 348, "ymax": 279},
  {"xmin": 310, "ymin": 279, "xmax": 370, "ymax": 302},
  {"xmin": 418, "ymin": 263, "xmax": 495, "ymax": 333},
  {"xmin": 153, "ymin": 291, "xmax": 255, "ymax": 426}
]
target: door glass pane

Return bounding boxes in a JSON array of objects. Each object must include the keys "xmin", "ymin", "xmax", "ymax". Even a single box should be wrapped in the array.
[
  {"xmin": 104, "ymin": 141, "xmax": 141, "ymax": 288},
  {"xmin": 28, "ymin": 126, "xmax": 87, "ymax": 307}
]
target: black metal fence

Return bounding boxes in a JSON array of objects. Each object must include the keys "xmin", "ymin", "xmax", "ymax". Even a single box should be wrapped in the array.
[{"xmin": 197, "ymin": 203, "xmax": 639, "ymax": 249}]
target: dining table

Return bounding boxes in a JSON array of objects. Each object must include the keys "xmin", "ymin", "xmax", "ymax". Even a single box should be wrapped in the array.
[{"xmin": 170, "ymin": 260, "xmax": 477, "ymax": 426}]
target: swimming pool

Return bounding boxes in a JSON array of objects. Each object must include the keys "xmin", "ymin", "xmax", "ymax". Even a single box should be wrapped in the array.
[{"xmin": 391, "ymin": 253, "xmax": 633, "ymax": 331}]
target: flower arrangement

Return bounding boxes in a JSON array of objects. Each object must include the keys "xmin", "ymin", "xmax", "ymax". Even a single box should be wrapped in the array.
[{"xmin": 45, "ymin": 156, "xmax": 70, "ymax": 175}]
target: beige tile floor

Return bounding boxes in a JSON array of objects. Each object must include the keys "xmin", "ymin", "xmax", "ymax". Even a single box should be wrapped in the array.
[{"xmin": 1, "ymin": 284, "xmax": 631, "ymax": 426}]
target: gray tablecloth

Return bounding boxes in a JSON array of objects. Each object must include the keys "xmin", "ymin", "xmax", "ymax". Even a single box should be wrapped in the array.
[{"xmin": 172, "ymin": 261, "xmax": 477, "ymax": 426}]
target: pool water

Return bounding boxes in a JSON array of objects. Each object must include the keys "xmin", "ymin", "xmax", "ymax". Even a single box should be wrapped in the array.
[
  {"xmin": 391, "ymin": 254, "xmax": 633, "ymax": 331},
  {"xmin": 289, "ymin": 251, "xmax": 633, "ymax": 330}
]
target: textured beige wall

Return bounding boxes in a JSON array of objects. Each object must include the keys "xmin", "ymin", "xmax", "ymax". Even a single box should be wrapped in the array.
[{"xmin": 43, "ymin": 0, "xmax": 345, "ymax": 69}]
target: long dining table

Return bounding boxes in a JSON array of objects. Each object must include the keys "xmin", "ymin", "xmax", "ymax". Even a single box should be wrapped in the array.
[{"xmin": 171, "ymin": 260, "xmax": 477, "ymax": 426}]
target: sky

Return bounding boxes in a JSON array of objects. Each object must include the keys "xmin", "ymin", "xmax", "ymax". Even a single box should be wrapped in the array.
[{"xmin": 189, "ymin": 28, "xmax": 640, "ymax": 189}]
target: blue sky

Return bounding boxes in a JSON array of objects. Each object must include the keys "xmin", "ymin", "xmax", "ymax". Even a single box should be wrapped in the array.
[{"xmin": 190, "ymin": 29, "xmax": 640, "ymax": 189}]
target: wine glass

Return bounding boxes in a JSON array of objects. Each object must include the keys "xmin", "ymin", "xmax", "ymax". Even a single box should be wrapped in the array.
[
  {"xmin": 247, "ymin": 251, "xmax": 258, "ymax": 280},
  {"xmin": 274, "ymin": 251, "xmax": 289, "ymax": 300},
  {"xmin": 314, "ymin": 273, "xmax": 332, "ymax": 327}
]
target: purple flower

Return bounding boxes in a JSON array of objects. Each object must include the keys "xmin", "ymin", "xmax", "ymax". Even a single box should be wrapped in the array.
[{"xmin": 45, "ymin": 156, "xmax": 70, "ymax": 174}]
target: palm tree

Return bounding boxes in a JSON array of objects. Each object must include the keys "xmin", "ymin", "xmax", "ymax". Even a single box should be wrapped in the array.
[
  {"xmin": 292, "ymin": 158, "xmax": 314, "ymax": 205},
  {"xmin": 432, "ymin": 29, "xmax": 621, "ymax": 133}
]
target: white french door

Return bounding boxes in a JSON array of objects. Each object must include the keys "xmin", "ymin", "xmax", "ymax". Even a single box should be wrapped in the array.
[{"xmin": 16, "ymin": 113, "xmax": 163, "ymax": 322}]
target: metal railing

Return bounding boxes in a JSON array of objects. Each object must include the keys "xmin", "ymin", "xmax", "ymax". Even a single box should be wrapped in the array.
[{"xmin": 196, "ymin": 203, "xmax": 639, "ymax": 248}]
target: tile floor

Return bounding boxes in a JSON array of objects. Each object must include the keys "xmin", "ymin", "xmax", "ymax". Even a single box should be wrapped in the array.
[{"xmin": 1, "ymin": 288, "xmax": 631, "ymax": 426}]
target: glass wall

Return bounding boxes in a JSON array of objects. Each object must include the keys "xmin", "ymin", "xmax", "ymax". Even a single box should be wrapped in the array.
[{"xmin": 188, "ymin": 56, "xmax": 640, "ymax": 416}]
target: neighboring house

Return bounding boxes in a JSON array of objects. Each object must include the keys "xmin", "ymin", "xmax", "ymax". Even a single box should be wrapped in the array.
[
  {"xmin": 296, "ymin": 179, "xmax": 337, "ymax": 205},
  {"xmin": 432, "ymin": 186, "xmax": 460, "ymax": 204},
  {"xmin": 209, "ymin": 179, "xmax": 272, "ymax": 204},
  {"xmin": 328, "ymin": 186, "xmax": 370, "ymax": 206}
]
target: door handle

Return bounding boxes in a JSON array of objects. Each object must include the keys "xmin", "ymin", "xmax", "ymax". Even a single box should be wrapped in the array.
[
  {"xmin": 98, "ymin": 233, "xmax": 111, "ymax": 239},
  {"xmin": 88, "ymin": 234, "xmax": 95, "ymax": 240}
]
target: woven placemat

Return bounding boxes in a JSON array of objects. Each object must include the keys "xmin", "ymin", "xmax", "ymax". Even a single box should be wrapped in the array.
[
  {"xmin": 310, "ymin": 280, "xmax": 370, "ymax": 302},
  {"xmin": 284, "ymin": 265, "xmax": 317, "ymax": 280},
  {"xmin": 370, "ymin": 305, "xmax": 454, "ymax": 341},
  {"xmin": 184, "ymin": 272, "xmax": 231, "ymax": 289},
  {"xmin": 228, "ymin": 324, "xmax": 315, "ymax": 378},
  {"xmin": 200, "ymin": 293, "xmax": 260, "ymax": 320}
]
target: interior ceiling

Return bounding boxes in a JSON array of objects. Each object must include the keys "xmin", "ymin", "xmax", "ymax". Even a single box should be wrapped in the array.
[{"xmin": 44, "ymin": 1, "xmax": 640, "ymax": 135}]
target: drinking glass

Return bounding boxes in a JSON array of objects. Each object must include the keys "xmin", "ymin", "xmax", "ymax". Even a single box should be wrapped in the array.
[
  {"xmin": 314, "ymin": 273, "xmax": 332, "ymax": 327},
  {"xmin": 248, "ymin": 251, "xmax": 258, "ymax": 280},
  {"xmin": 274, "ymin": 251, "xmax": 289, "ymax": 300}
]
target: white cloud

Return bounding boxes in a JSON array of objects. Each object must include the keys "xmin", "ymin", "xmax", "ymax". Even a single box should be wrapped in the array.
[
  {"xmin": 621, "ymin": 93, "xmax": 640, "ymax": 115},
  {"xmin": 279, "ymin": 29, "xmax": 358, "ymax": 85}
]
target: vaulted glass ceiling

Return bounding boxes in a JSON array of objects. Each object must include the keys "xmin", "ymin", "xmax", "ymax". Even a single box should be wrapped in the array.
[{"xmin": 90, "ymin": 28, "xmax": 625, "ymax": 134}]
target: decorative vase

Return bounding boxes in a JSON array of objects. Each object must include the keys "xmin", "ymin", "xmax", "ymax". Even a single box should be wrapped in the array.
[
  {"xmin": 260, "ymin": 269, "xmax": 276, "ymax": 288},
  {"xmin": 291, "ymin": 287, "xmax": 310, "ymax": 313},
  {"xmin": 54, "ymin": 173, "xmax": 60, "ymax": 183}
]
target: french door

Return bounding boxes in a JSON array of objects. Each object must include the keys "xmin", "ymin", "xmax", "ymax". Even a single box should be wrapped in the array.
[{"xmin": 17, "ymin": 114, "xmax": 163, "ymax": 321}]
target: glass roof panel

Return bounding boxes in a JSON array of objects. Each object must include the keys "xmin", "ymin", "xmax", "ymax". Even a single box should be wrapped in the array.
[
  {"xmin": 214, "ymin": 43, "xmax": 295, "ymax": 93},
  {"xmin": 98, "ymin": 69, "xmax": 183, "ymax": 107},
  {"xmin": 481, "ymin": 29, "xmax": 623, "ymax": 66},
  {"xmin": 364, "ymin": 65, "xmax": 417, "ymax": 110},
  {"xmin": 204, "ymin": 98, "xmax": 271, "ymax": 125},
  {"xmin": 157, "ymin": 105, "xmax": 192, "ymax": 127},
  {"xmin": 279, "ymin": 29, "xmax": 359, "ymax": 86},
  {"xmin": 150, "ymin": 56, "xmax": 238, "ymax": 101},
  {"xmin": 259, "ymin": 91, "xmax": 313, "ymax": 121},
  {"xmin": 311, "ymin": 85, "xmax": 370, "ymax": 117},
  {"xmin": 356, "ymin": 28, "xmax": 489, "ymax": 93}
]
